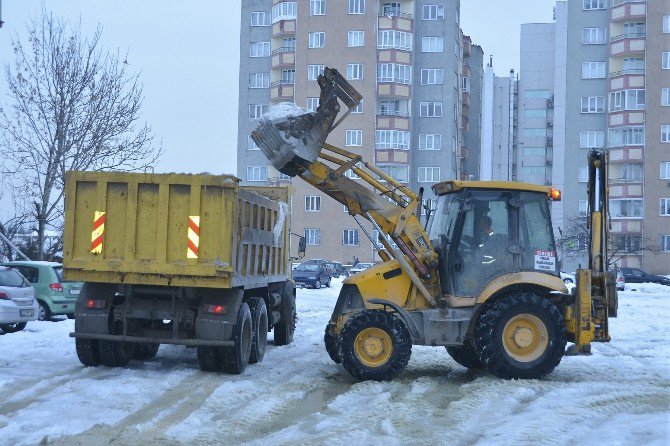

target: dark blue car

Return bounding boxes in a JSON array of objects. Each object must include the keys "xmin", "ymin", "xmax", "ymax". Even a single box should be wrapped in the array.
[{"xmin": 292, "ymin": 263, "xmax": 331, "ymax": 289}]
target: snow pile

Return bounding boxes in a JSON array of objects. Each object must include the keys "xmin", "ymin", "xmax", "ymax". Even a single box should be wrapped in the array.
[
  {"xmin": 262, "ymin": 102, "xmax": 311, "ymax": 121},
  {"xmin": 273, "ymin": 202, "xmax": 289, "ymax": 246}
]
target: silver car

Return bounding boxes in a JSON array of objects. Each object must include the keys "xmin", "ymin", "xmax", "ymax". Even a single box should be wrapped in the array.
[{"xmin": 0, "ymin": 266, "xmax": 38, "ymax": 333}]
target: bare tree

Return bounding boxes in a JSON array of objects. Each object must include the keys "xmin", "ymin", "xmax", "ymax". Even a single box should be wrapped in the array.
[{"xmin": 0, "ymin": 9, "xmax": 161, "ymax": 260}]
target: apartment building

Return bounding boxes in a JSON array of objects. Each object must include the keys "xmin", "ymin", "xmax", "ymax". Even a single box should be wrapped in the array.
[{"xmin": 238, "ymin": 0, "xmax": 473, "ymax": 263}]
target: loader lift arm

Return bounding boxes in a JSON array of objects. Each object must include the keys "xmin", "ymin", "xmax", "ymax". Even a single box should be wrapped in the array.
[{"xmin": 252, "ymin": 68, "xmax": 441, "ymax": 306}]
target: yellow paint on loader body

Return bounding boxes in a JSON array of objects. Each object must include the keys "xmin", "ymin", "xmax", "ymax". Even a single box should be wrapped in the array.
[{"xmin": 62, "ymin": 171, "xmax": 291, "ymax": 289}]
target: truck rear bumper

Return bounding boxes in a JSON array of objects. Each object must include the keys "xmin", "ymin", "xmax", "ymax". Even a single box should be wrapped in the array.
[{"xmin": 69, "ymin": 332, "xmax": 234, "ymax": 347}]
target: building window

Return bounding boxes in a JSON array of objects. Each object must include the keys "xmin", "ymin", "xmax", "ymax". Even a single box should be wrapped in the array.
[
  {"xmin": 661, "ymin": 198, "xmax": 670, "ymax": 216},
  {"xmin": 377, "ymin": 63, "xmax": 412, "ymax": 84},
  {"xmin": 662, "ymin": 125, "xmax": 670, "ymax": 143},
  {"xmin": 308, "ymin": 32, "xmax": 325, "ymax": 48},
  {"xmin": 421, "ymin": 36, "xmax": 444, "ymax": 53},
  {"xmin": 523, "ymin": 128, "xmax": 547, "ymax": 137},
  {"xmin": 583, "ymin": 0, "xmax": 606, "ymax": 10},
  {"xmin": 422, "ymin": 4, "xmax": 444, "ymax": 20},
  {"xmin": 345, "ymin": 167, "xmax": 361, "ymax": 179},
  {"xmin": 247, "ymin": 136, "xmax": 260, "ymax": 151},
  {"xmin": 610, "ymin": 199, "xmax": 643, "ymax": 218},
  {"xmin": 246, "ymin": 166, "xmax": 268, "ymax": 182},
  {"xmin": 525, "ymin": 89, "xmax": 551, "ymax": 99},
  {"xmin": 623, "ymin": 22, "xmax": 645, "ymax": 37},
  {"xmin": 348, "ymin": 31, "xmax": 364, "ymax": 47},
  {"xmin": 579, "ymin": 200, "xmax": 588, "ymax": 216},
  {"xmin": 661, "ymin": 235, "xmax": 670, "ymax": 253},
  {"xmin": 305, "ymin": 195, "xmax": 321, "ymax": 212},
  {"xmin": 420, "ymin": 101, "xmax": 442, "ymax": 117},
  {"xmin": 582, "ymin": 61, "xmax": 606, "ymax": 79},
  {"xmin": 249, "ymin": 72, "xmax": 270, "ymax": 88},
  {"xmin": 663, "ymin": 52, "xmax": 670, "ymax": 70},
  {"xmin": 419, "ymin": 134, "xmax": 442, "ymax": 150},
  {"xmin": 345, "ymin": 130, "xmax": 363, "ymax": 146},
  {"xmin": 609, "ymin": 89, "xmax": 645, "ymax": 111},
  {"xmin": 420, "ymin": 199, "xmax": 437, "ymax": 216},
  {"xmin": 579, "ymin": 166, "xmax": 588, "ymax": 183},
  {"xmin": 272, "ymin": 2, "xmax": 297, "ymax": 22},
  {"xmin": 580, "ymin": 131, "xmax": 605, "ymax": 148},
  {"xmin": 347, "ymin": 64, "xmax": 364, "ymax": 80},
  {"xmin": 622, "ymin": 57, "xmax": 644, "ymax": 73},
  {"xmin": 379, "ymin": 100, "xmax": 400, "ymax": 115},
  {"xmin": 308, "ymin": 64, "xmax": 325, "ymax": 80},
  {"xmin": 342, "ymin": 229, "xmax": 360, "ymax": 246},
  {"xmin": 609, "ymin": 126, "xmax": 645, "ymax": 146},
  {"xmin": 248, "ymin": 104, "xmax": 268, "ymax": 120},
  {"xmin": 420, "ymin": 69, "xmax": 443, "ymax": 85},
  {"xmin": 352, "ymin": 100, "xmax": 363, "ymax": 113},
  {"xmin": 250, "ymin": 42, "xmax": 270, "ymax": 57},
  {"xmin": 306, "ymin": 97, "xmax": 319, "ymax": 112},
  {"xmin": 348, "ymin": 0, "xmax": 365, "ymax": 14},
  {"xmin": 619, "ymin": 163, "xmax": 643, "ymax": 182},
  {"xmin": 377, "ymin": 164, "xmax": 409, "ymax": 182},
  {"xmin": 305, "ymin": 228, "xmax": 321, "ymax": 245},
  {"xmin": 418, "ymin": 167, "xmax": 440, "ymax": 183},
  {"xmin": 661, "ymin": 161, "xmax": 670, "ymax": 179},
  {"xmin": 664, "ymin": 16, "xmax": 670, "ymax": 33},
  {"xmin": 581, "ymin": 96, "xmax": 605, "ymax": 113},
  {"xmin": 377, "ymin": 30, "xmax": 413, "ymax": 51},
  {"xmin": 582, "ymin": 27, "xmax": 606, "ymax": 45},
  {"xmin": 523, "ymin": 147, "xmax": 546, "ymax": 156},
  {"xmin": 524, "ymin": 109, "xmax": 548, "ymax": 118},
  {"xmin": 381, "ymin": 2, "xmax": 401, "ymax": 16},
  {"xmin": 662, "ymin": 88, "xmax": 670, "ymax": 107},
  {"xmin": 310, "ymin": 0, "xmax": 326, "ymax": 16},
  {"xmin": 250, "ymin": 11, "xmax": 270, "ymax": 26},
  {"xmin": 281, "ymin": 69, "xmax": 296, "ymax": 84},
  {"xmin": 523, "ymin": 166, "xmax": 546, "ymax": 175},
  {"xmin": 375, "ymin": 130, "xmax": 410, "ymax": 150}
]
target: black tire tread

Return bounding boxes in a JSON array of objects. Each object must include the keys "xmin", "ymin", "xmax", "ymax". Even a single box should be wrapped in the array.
[
  {"xmin": 338, "ymin": 310, "xmax": 411, "ymax": 381},
  {"xmin": 75, "ymin": 338, "xmax": 101, "ymax": 366},
  {"xmin": 473, "ymin": 291, "xmax": 566, "ymax": 379},
  {"xmin": 324, "ymin": 324, "xmax": 341, "ymax": 364},
  {"xmin": 248, "ymin": 297, "xmax": 268, "ymax": 364},
  {"xmin": 131, "ymin": 343, "xmax": 160, "ymax": 360},
  {"xmin": 197, "ymin": 346, "xmax": 222, "ymax": 371},
  {"xmin": 274, "ymin": 282, "xmax": 296, "ymax": 346},
  {"xmin": 446, "ymin": 343, "xmax": 483, "ymax": 369},
  {"xmin": 0, "ymin": 322, "xmax": 27, "ymax": 333},
  {"xmin": 222, "ymin": 302, "xmax": 252, "ymax": 374}
]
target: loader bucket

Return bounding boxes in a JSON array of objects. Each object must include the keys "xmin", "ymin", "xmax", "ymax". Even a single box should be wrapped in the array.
[{"xmin": 251, "ymin": 67, "xmax": 362, "ymax": 177}]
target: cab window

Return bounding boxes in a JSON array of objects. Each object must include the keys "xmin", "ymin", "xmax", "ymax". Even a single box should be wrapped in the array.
[{"xmin": 519, "ymin": 192, "xmax": 558, "ymax": 274}]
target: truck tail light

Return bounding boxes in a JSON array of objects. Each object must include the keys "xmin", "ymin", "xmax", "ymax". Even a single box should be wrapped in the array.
[
  {"xmin": 50, "ymin": 283, "xmax": 63, "ymax": 292},
  {"xmin": 86, "ymin": 299, "xmax": 106, "ymax": 309},
  {"xmin": 205, "ymin": 304, "xmax": 227, "ymax": 315},
  {"xmin": 0, "ymin": 292, "xmax": 10, "ymax": 300}
]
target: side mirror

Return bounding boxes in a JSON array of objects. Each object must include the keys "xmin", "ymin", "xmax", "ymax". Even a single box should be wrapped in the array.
[{"xmin": 298, "ymin": 236, "xmax": 306, "ymax": 257}]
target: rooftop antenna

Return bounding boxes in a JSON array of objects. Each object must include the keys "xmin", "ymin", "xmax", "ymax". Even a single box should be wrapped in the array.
[{"xmin": 489, "ymin": 55, "xmax": 493, "ymax": 67}]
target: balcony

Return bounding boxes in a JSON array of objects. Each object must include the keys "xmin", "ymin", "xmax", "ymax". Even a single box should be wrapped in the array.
[
  {"xmin": 460, "ymin": 145, "xmax": 469, "ymax": 160},
  {"xmin": 376, "ymin": 112, "xmax": 410, "ymax": 131},
  {"xmin": 463, "ymin": 36, "xmax": 472, "ymax": 58},
  {"xmin": 610, "ymin": 68, "xmax": 645, "ymax": 78},
  {"xmin": 272, "ymin": 19, "xmax": 296, "ymax": 37},
  {"xmin": 378, "ymin": 12, "xmax": 413, "ymax": 32},
  {"xmin": 611, "ymin": 0, "xmax": 646, "ymax": 22},
  {"xmin": 377, "ymin": 82, "xmax": 411, "ymax": 98},
  {"xmin": 462, "ymin": 63, "xmax": 471, "ymax": 79},
  {"xmin": 270, "ymin": 80, "xmax": 294, "ymax": 101},
  {"xmin": 271, "ymin": 47, "xmax": 295, "ymax": 69},
  {"xmin": 461, "ymin": 90, "xmax": 470, "ymax": 111},
  {"xmin": 610, "ymin": 34, "xmax": 645, "ymax": 57},
  {"xmin": 461, "ymin": 115, "xmax": 469, "ymax": 133}
]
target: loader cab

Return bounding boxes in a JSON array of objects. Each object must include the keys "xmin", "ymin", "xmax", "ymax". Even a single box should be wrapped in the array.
[{"xmin": 429, "ymin": 181, "xmax": 560, "ymax": 298}]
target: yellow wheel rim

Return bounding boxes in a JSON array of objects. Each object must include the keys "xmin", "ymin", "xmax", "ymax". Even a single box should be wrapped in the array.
[
  {"xmin": 354, "ymin": 327, "xmax": 393, "ymax": 367},
  {"xmin": 502, "ymin": 314, "xmax": 548, "ymax": 362}
]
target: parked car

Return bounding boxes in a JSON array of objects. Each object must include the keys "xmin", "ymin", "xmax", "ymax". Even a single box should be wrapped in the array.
[
  {"xmin": 620, "ymin": 268, "xmax": 670, "ymax": 286},
  {"xmin": 324, "ymin": 261, "xmax": 348, "ymax": 278},
  {"xmin": 561, "ymin": 270, "xmax": 625, "ymax": 291},
  {"xmin": 292, "ymin": 263, "xmax": 331, "ymax": 288},
  {"xmin": 349, "ymin": 262, "xmax": 374, "ymax": 275},
  {"xmin": 0, "ymin": 261, "xmax": 83, "ymax": 321},
  {"xmin": 0, "ymin": 265, "xmax": 39, "ymax": 333},
  {"xmin": 301, "ymin": 259, "xmax": 335, "ymax": 276}
]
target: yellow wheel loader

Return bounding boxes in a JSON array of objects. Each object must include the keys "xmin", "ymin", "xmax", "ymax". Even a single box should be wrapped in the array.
[{"xmin": 252, "ymin": 68, "xmax": 617, "ymax": 381}]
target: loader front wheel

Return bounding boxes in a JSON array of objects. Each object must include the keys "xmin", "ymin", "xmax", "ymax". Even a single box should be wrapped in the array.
[
  {"xmin": 324, "ymin": 324, "xmax": 341, "ymax": 364},
  {"xmin": 446, "ymin": 343, "xmax": 483, "ymax": 370},
  {"xmin": 473, "ymin": 292, "xmax": 566, "ymax": 379},
  {"xmin": 338, "ymin": 310, "xmax": 411, "ymax": 381}
]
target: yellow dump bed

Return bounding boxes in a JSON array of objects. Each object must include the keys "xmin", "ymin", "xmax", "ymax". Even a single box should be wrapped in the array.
[{"xmin": 63, "ymin": 171, "xmax": 290, "ymax": 289}]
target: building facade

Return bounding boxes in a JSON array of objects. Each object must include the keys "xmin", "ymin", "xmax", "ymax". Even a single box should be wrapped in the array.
[{"xmin": 238, "ymin": 0, "xmax": 475, "ymax": 263}]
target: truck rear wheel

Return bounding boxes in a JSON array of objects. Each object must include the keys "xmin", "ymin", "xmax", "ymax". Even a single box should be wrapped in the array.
[
  {"xmin": 274, "ymin": 281, "xmax": 296, "ymax": 346},
  {"xmin": 99, "ymin": 321, "xmax": 135, "ymax": 367},
  {"xmin": 132, "ymin": 343, "xmax": 160, "ymax": 360},
  {"xmin": 248, "ymin": 297, "xmax": 268, "ymax": 364},
  {"xmin": 338, "ymin": 310, "xmax": 411, "ymax": 381},
  {"xmin": 473, "ymin": 292, "xmax": 566, "ymax": 379},
  {"xmin": 222, "ymin": 302, "xmax": 252, "ymax": 374},
  {"xmin": 197, "ymin": 346, "xmax": 222, "ymax": 371},
  {"xmin": 324, "ymin": 324, "xmax": 341, "ymax": 364},
  {"xmin": 446, "ymin": 343, "xmax": 483, "ymax": 369},
  {"xmin": 75, "ymin": 339, "xmax": 101, "ymax": 366}
]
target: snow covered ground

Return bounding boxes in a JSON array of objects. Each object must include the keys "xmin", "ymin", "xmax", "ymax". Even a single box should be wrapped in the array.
[{"xmin": 1, "ymin": 278, "xmax": 669, "ymax": 446}]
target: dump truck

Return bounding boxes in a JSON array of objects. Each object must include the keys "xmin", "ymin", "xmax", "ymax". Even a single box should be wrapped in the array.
[
  {"xmin": 64, "ymin": 171, "xmax": 301, "ymax": 374},
  {"xmin": 252, "ymin": 68, "xmax": 617, "ymax": 381}
]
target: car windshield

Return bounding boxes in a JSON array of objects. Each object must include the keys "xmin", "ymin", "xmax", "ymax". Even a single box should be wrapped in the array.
[
  {"xmin": 0, "ymin": 269, "xmax": 29, "ymax": 287},
  {"xmin": 296, "ymin": 264, "xmax": 320, "ymax": 272}
]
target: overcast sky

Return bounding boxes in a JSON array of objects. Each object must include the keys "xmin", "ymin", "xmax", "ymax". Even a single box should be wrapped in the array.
[{"xmin": 1, "ymin": 0, "xmax": 558, "ymax": 176}]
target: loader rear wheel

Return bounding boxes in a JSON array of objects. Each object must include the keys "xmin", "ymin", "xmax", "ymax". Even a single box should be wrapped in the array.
[
  {"xmin": 338, "ymin": 310, "xmax": 411, "ymax": 381},
  {"xmin": 324, "ymin": 324, "xmax": 341, "ymax": 364},
  {"xmin": 132, "ymin": 343, "xmax": 160, "ymax": 360},
  {"xmin": 446, "ymin": 343, "xmax": 483, "ymax": 370},
  {"xmin": 473, "ymin": 292, "xmax": 566, "ymax": 379},
  {"xmin": 274, "ymin": 281, "xmax": 296, "ymax": 346},
  {"xmin": 222, "ymin": 302, "xmax": 252, "ymax": 374},
  {"xmin": 197, "ymin": 346, "xmax": 222, "ymax": 372},
  {"xmin": 75, "ymin": 339, "xmax": 101, "ymax": 366},
  {"xmin": 248, "ymin": 297, "xmax": 268, "ymax": 364}
]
